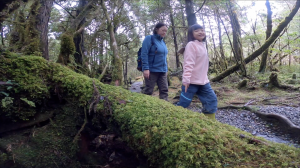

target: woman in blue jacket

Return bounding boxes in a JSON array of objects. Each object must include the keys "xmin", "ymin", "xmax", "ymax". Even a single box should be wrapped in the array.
[{"xmin": 141, "ymin": 22, "xmax": 168, "ymax": 100}]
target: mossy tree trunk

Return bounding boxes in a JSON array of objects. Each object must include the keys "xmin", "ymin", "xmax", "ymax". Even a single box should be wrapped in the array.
[
  {"xmin": 73, "ymin": 0, "xmax": 88, "ymax": 66},
  {"xmin": 101, "ymin": 0, "xmax": 123, "ymax": 86},
  {"xmin": 227, "ymin": 0, "xmax": 247, "ymax": 76},
  {"xmin": 0, "ymin": 0, "xmax": 26, "ymax": 24},
  {"xmin": 258, "ymin": 0, "xmax": 272, "ymax": 73},
  {"xmin": 1, "ymin": 55, "xmax": 300, "ymax": 167},
  {"xmin": 12, "ymin": 0, "xmax": 53, "ymax": 59},
  {"xmin": 211, "ymin": 0, "xmax": 300, "ymax": 82},
  {"xmin": 56, "ymin": 0, "xmax": 94, "ymax": 66}
]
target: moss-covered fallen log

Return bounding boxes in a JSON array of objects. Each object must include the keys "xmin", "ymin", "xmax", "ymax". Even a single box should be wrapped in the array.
[{"xmin": 0, "ymin": 55, "xmax": 300, "ymax": 167}]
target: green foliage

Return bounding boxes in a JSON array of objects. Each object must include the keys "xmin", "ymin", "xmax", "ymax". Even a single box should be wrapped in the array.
[
  {"xmin": 1, "ymin": 97, "xmax": 13, "ymax": 108},
  {"xmin": 20, "ymin": 98, "xmax": 35, "ymax": 107}
]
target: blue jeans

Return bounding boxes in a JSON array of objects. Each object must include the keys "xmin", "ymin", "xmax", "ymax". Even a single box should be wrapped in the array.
[{"xmin": 177, "ymin": 83, "xmax": 218, "ymax": 114}]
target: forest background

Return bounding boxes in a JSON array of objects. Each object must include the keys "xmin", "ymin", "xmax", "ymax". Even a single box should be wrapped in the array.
[{"xmin": 0, "ymin": 0, "xmax": 299, "ymax": 85}]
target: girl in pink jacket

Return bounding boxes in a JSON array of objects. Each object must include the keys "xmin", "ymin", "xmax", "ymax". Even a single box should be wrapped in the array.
[{"xmin": 176, "ymin": 24, "xmax": 218, "ymax": 120}]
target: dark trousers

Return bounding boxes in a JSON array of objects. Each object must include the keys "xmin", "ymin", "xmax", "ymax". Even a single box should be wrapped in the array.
[{"xmin": 143, "ymin": 72, "xmax": 168, "ymax": 100}]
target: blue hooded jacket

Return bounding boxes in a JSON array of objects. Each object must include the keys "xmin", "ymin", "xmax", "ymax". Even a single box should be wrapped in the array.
[{"xmin": 141, "ymin": 34, "xmax": 168, "ymax": 72}]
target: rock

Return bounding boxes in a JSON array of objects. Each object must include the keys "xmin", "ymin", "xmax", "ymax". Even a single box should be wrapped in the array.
[{"xmin": 237, "ymin": 79, "xmax": 248, "ymax": 89}]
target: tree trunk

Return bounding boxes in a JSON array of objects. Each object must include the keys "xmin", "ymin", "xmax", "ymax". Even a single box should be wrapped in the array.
[
  {"xmin": 216, "ymin": 9, "xmax": 227, "ymax": 69},
  {"xmin": 227, "ymin": 0, "xmax": 247, "ymax": 76},
  {"xmin": 211, "ymin": 0, "xmax": 300, "ymax": 82},
  {"xmin": 207, "ymin": 15, "xmax": 220, "ymax": 69},
  {"xmin": 0, "ymin": 23, "xmax": 3, "ymax": 46},
  {"xmin": 101, "ymin": 0, "xmax": 123, "ymax": 86},
  {"xmin": 73, "ymin": 0, "xmax": 87, "ymax": 66},
  {"xmin": 36, "ymin": 0, "xmax": 54, "ymax": 60},
  {"xmin": 169, "ymin": 5, "xmax": 180, "ymax": 69},
  {"xmin": 185, "ymin": 0, "xmax": 197, "ymax": 26},
  {"xmin": 251, "ymin": 18, "xmax": 262, "ymax": 47},
  {"xmin": 258, "ymin": 0, "xmax": 272, "ymax": 73}
]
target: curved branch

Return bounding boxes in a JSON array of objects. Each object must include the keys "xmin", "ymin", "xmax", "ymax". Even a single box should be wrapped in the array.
[
  {"xmin": 194, "ymin": 0, "xmax": 206, "ymax": 14},
  {"xmin": 54, "ymin": 1, "xmax": 76, "ymax": 19}
]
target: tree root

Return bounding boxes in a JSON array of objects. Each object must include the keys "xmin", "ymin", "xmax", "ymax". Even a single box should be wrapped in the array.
[
  {"xmin": 0, "ymin": 111, "xmax": 54, "ymax": 134},
  {"xmin": 73, "ymin": 107, "xmax": 87, "ymax": 143},
  {"xmin": 262, "ymin": 72, "xmax": 300, "ymax": 91},
  {"xmin": 219, "ymin": 105, "xmax": 300, "ymax": 138},
  {"xmin": 239, "ymin": 134, "xmax": 269, "ymax": 146}
]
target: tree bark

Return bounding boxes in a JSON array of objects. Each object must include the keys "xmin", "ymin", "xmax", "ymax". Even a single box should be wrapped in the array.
[
  {"xmin": 215, "ymin": 9, "xmax": 227, "ymax": 69},
  {"xmin": 211, "ymin": 0, "xmax": 300, "ymax": 82},
  {"xmin": 36, "ymin": 0, "xmax": 54, "ymax": 60},
  {"xmin": 0, "ymin": 23, "xmax": 3, "ymax": 46},
  {"xmin": 169, "ymin": 4, "xmax": 180, "ymax": 69},
  {"xmin": 73, "ymin": 0, "xmax": 88, "ymax": 66},
  {"xmin": 101, "ymin": 0, "xmax": 123, "ymax": 86},
  {"xmin": 258, "ymin": 0, "xmax": 272, "ymax": 73},
  {"xmin": 185, "ymin": 0, "xmax": 197, "ymax": 26},
  {"xmin": 227, "ymin": 0, "xmax": 246, "ymax": 76}
]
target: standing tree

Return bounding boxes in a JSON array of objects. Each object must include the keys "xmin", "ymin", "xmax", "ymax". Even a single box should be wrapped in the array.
[
  {"xmin": 258, "ymin": 0, "xmax": 272, "ymax": 73},
  {"xmin": 169, "ymin": 0, "xmax": 180, "ymax": 69},
  {"xmin": 227, "ymin": 0, "xmax": 247, "ymax": 76},
  {"xmin": 100, "ymin": 0, "xmax": 123, "ymax": 86}
]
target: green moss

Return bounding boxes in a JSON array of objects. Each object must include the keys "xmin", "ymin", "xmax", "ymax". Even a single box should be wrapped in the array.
[
  {"xmin": 57, "ymin": 33, "xmax": 76, "ymax": 65},
  {"xmin": 0, "ymin": 55, "xmax": 300, "ymax": 167},
  {"xmin": 111, "ymin": 57, "xmax": 123, "ymax": 85},
  {"xmin": 0, "ymin": 106, "xmax": 81, "ymax": 167},
  {"xmin": 22, "ymin": 0, "xmax": 41, "ymax": 56}
]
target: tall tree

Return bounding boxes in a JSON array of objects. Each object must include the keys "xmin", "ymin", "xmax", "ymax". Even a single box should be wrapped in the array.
[
  {"xmin": 169, "ymin": 1, "xmax": 180, "ymax": 69},
  {"xmin": 258, "ymin": 0, "xmax": 272, "ymax": 73},
  {"xmin": 101, "ymin": 0, "xmax": 123, "ymax": 86},
  {"xmin": 73, "ymin": 0, "xmax": 88, "ymax": 66},
  {"xmin": 227, "ymin": 0, "xmax": 247, "ymax": 76},
  {"xmin": 185, "ymin": 0, "xmax": 196, "ymax": 26},
  {"xmin": 37, "ymin": 0, "xmax": 54, "ymax": 60}
]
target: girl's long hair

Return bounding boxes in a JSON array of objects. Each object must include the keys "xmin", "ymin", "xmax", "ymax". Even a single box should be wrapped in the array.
[{"xmin": 187, "ymin": 24, "xmax": 206, "ymax": 42}]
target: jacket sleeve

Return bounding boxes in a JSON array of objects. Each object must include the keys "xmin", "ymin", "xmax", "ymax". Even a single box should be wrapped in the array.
[
  {"xmin": 141, "ymin": 35, "xmax": 152, "ymax": 71},
  {"xmin": 182, "ymin": 42, "xmax": 197, "ymax": 84}
]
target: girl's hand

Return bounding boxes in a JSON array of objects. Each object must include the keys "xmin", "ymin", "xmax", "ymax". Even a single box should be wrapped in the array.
[
  {"xmin": 183, "ymin": 83, "xmax": 190, "ymax": 93},
  {"xmin": 143, "ymin": 70, "xmax": 150, "ymax": 79}
]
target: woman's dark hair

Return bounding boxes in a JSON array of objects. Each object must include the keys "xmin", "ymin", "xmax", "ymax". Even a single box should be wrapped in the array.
[
  {"xmin": 153, "ymin": 22, "xmax": 167, "ymax": 34},
  {"xmin": 187, "ymin": 24, "xmax": 206, "ymax": 42}
]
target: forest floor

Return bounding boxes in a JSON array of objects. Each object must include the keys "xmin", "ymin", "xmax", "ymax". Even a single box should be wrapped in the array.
[{"xmin": 129, "ymin": 75, "xmax": 300, "ymax": 148}]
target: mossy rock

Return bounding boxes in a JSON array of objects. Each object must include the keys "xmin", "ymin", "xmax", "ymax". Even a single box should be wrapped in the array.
[
  {"xmin": 0, "ymin": 55, "xmax": 300, "ymax": 167},
  {"xmin": 237, "ymin": 79, "xmax": 248, "ymax": 89}
]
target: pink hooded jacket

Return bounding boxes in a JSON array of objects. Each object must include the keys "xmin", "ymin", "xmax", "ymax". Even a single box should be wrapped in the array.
[{"xmin": 182, "ymin": 40, "xmax": 210, "ymax": 85}]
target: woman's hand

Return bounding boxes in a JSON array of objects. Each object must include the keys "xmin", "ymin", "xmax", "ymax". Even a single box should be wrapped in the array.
[
  {"xmin": 183, "ymin": 83, "xmax": 190, "ymax": 93},
  {"xmin": 143, "ymin": 70, "xmax": 150, "ymax": 79}
]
